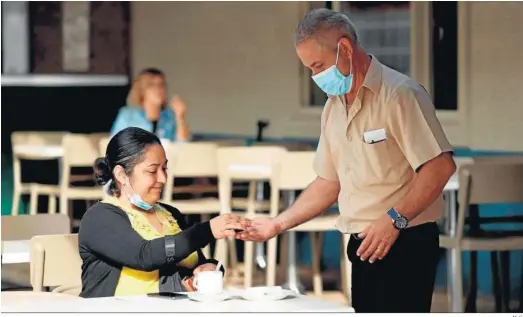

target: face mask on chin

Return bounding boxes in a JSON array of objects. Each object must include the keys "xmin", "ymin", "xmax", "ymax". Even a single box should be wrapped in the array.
[
  {"xmin": 311, "ymin": 42, "xmax": 354, "ymax": 96},
  {"xmin": 122, "ymin": 178, "xmax": 154, "ymax": 211}
]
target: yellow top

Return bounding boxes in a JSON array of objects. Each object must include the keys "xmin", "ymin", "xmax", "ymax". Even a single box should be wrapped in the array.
[{"xmin": 103, "ymin": 196, "xmax": 199, "ymax": 296}]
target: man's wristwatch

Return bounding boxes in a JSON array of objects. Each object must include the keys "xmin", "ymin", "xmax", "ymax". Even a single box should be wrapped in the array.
[{"xmin": 387, "ymin": 208, "xmax": 408, "ymax": 230}]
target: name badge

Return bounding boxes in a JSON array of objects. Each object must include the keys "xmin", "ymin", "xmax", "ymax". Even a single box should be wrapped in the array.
[{"xmin": 363, "ymin": 128, "xmax": 387, "ymax": 144}]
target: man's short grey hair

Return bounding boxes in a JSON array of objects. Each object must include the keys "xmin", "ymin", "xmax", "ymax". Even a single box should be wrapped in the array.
[{"xmin": 295, "ymin": 8, "xmax": 359, "ymax": 47}]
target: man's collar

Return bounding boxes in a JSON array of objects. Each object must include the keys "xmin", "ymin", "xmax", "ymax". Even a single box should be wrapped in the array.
[{"xmin": 361, "ymin": 54, "xmax": 382, "ymax": 94}]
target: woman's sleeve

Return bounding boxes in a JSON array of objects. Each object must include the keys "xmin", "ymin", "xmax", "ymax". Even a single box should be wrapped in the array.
[
  {"xmin": 160, "ymin": 204, "xmax": 225, "ymax": 275},
  {"xmin": 110, "ymin": 108, "xmax": 130, "ymax": 136},
  {"xmin": 78, "ymin": 204, "xmax": 215, "ymax": 272}
]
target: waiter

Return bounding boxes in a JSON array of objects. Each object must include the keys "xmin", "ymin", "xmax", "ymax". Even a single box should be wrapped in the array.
[{"xmin": 238, "ymin": 8, "xmax": 456, "ymax": 313}]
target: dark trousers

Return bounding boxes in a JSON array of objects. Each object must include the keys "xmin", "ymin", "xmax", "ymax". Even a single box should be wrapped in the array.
[{"xmin": 347, "ymin": 222, "xmax": 440, "ymax": 313}]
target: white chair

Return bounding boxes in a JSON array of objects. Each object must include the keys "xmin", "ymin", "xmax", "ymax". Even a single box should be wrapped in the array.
[
  {"xmin": 30, "ymin": 234, "xmax": 82, "ymax": 293},
  {"xmin": 1, "ymin": 214, "xmax": 71, "ymax": 288},
  {"xmin": 215, "ymin": 146, "xmax": 287, "ymax": 288},
  {"xmin": 276, "ymin": 151, "xmax": 351, "ymax": 303},
  {"xmin": 10, "ymin": 131, "xmax": 66, "ymax": 215},
  {"xmin": 439, "ymin": 162, "xmax": 523, "ymax": 312},
  {"xmin": 162, "ymin": 142, "xmax": 221, "ymax": 258},
  {"xmin": 59, "ymin": 134, "xmax": 105, "ymax": 219}
]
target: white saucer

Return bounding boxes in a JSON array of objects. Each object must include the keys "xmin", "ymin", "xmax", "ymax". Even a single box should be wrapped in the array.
[
  {"xmin": 239, "ymin": 287, "xmax": 297, "ymax": 301},
  {"xmin": 187, "ymin": 292, "xmax": 232, "ymax": 302}
]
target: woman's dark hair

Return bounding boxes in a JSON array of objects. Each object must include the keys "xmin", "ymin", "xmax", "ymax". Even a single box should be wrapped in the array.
[{"xmin": 93, "ymin": 127, "xmax": 161, "ymax": 195}]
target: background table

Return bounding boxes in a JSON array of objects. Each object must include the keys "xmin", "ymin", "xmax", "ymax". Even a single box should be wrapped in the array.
[{"xmin": 1, "ymin": 240, "xmax": 30, "ymax": 264}]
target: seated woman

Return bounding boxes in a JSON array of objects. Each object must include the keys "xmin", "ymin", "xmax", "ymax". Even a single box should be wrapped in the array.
[
  {"xmin": 111, "ymin": 68, "xmax": 190, "ymax": 142},
  {"xmin": 79, "ymin": 127, "xmax": 247, "ymax": 298}
]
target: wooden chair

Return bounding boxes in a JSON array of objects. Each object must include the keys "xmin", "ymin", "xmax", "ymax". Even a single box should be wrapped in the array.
[
  {"xmin": 439, "ymin": 162, "xmax": 523, "ymax": 312},
  {"xmin": 276, "ymin": 151, "xmax": 351, "ymax": 304},
  {"xmin": 161, "ymin": 142, "xmax": 221, "ymax": 258},
  {"xmin": 29, "ymin": 234, "xmax": 82, "ymax": 293},
  {"xmin": 463, "ymin": 155, "xmax": 523, "ymax": 312},
  {"xmin": 1, "ymin": 214, "xmax": 71, "ymax": 288},
  {"xmin": 215, "ymin": 146, "xmax": 287, "ymax": 288},
  {"xmin": 59, "ymin": 134, "xmax": 105, "ymax": 219},
  {"xmin": 10, "ymin": 131, "xmax": 66, "ymax": 215}
]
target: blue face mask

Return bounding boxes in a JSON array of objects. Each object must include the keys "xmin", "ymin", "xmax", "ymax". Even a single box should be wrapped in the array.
[
  {"xmin": 311, "ymin": 42, "xmax": 353, "ymax": 96},
  {"xmin": 123, "ymin": 181, "xmax": 154, "ymax": 211}
]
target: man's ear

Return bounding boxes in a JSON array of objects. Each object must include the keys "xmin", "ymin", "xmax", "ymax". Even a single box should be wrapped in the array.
[
  {"xmin": 339, "ymin": 37, "xmax": 354, "ymax": 59},
  {"xmin": 113, "ymin": 165, "xmax": 127, "ymax": 185}
]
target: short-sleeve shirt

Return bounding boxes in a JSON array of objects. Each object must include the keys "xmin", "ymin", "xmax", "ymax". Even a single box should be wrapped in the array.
[
  {"xmin": 110, "ymin": 106, "xmax": 179, "ymax": 142},
  {"xmin": 314, "ymin": 56, "xmax": 453, "ymax": 234}
]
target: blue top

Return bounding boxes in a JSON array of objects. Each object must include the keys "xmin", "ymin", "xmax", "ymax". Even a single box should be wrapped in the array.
[{"xmin": 110, "ymin": 106, "xmax": 179, "ymax": 142}]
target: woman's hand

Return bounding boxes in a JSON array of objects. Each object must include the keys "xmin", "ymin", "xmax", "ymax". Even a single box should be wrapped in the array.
[
  {"xmin": 193, "ymin": 263, "xmax": 216, "ymax": 275},
  {"xmin": 170, "ymin": 95, "xmax": 187, "ymax": 121},
  {"xmin": 182, "ymin": 276, "xmax": 196, "ymax": 292},
  {"xmin": 209, "ymin": 214, "xmax": 249, "ymax": 239}
]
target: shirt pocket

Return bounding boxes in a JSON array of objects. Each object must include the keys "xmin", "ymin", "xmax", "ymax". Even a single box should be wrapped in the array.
[{"xmin": 356, "ymin": 132, "xmax": 397, "ymax": 184}]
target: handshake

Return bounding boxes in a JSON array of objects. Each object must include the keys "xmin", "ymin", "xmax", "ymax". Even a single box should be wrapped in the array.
[{"xmin": 208, "ymin": 213, "xmax": 280, "ymax": 242}]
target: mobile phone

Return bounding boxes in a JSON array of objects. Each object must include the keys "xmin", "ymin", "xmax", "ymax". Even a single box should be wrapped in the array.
[{"xmin": 147, "ymin": 292, "xmax": 188, "ymax": 300}]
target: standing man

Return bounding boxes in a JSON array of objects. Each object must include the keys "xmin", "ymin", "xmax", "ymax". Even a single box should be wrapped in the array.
[{"xmin": 238, "ymin": 8, "xmax": 456, "ymax": 313}]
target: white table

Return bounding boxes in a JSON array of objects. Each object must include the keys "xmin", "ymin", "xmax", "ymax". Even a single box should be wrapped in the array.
[
  {"xmin": 2, "ymin": 294, "xmax": 355, "ymax": 313},
  {"xmin": 1, "ymin": 240, "xmax": 30, "ymax": 264}
]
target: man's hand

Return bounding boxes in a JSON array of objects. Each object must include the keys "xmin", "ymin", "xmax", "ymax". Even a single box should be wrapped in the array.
[
  {"xmin": 236, "ymin": 217, "xmax": 281, "ymax": 242},
  {"xmin": 193, "ymin": 263, "xmax": 217, "ymax": 275},
  {"xmin": 356, "ymin": 213, "xmax": 399, "ymax": 263}
]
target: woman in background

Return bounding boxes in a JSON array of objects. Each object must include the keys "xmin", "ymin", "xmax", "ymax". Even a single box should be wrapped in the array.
[{"xmin": 111, "ymin": 68, "xmax": 190, "ymax": 142}]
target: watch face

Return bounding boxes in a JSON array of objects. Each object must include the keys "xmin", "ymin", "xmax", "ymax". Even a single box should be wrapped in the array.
[{"xmin": 394, "ymin": 216, "xmax": 408, "ymax": 229}]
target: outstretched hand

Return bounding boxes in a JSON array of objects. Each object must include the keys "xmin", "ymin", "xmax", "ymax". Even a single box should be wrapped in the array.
[{"xmin": 235, "ymin": 216, "xmax": 281, "ymax": 242}]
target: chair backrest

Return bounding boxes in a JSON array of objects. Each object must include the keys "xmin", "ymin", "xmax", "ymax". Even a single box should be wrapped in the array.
[
  {"xmin": 1, "ymin": 214, "xmax": 71, "ymax": 241},
  {"xmin": 11, "ymin": 131, "xmax": 65, "ymax": 147},
  {"xmin": 62, "ymin": 133, "xmax": 101, "ymax": 167},
  {"xmin": 162, "ymin": 142, "xmax": 219, "ymax": 200},
  {"xmin": 278, "ymin": 151, "xmax": 317, "ymax": 190},
  {"xmin": 251, "ymin": 141, "xmax": 315, "ymax": 152},
  {"xmin": 30, "ymin": 234, "xmax": 82, "ymax": 292},
  {"xmin": 198, "ymin": 140, "xmax": 246, "ymax": 147},
  {"xmin": 455, "ymin": 162, "xmax": 523, "ymax": 240},
  {"xmin": 98, "ymin": 137, "xmax": 110, "ymax": 156},
  {"xmin": 166, "ymin": 142, "xmax": 219, "ymax": 177},
  {"xmin": 217, "ymin": 146, "xmax": 286, "ymax": 216},
  {"xmin": 473, "ymin": 155, "xmax": 523, "ymax": 164},
  {"xmin": 217, "ymin": 146, "xmax": 287, "ymax": 181},
  {"xmin": 459, "ymin": 162, "xmax": 523, "ymax": 205}
]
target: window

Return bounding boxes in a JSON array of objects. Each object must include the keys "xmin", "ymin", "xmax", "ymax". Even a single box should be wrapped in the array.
[
  {"xmin": 431, "ymin": 1, "xmax": 458, "ymax": 110},
  {"xmin": 341, "ymin": 2, "xmax": 411, "ymax": 75},
  {"xmin": 307, "ymin": 1, "xmax": 412, "ymax": 107}
]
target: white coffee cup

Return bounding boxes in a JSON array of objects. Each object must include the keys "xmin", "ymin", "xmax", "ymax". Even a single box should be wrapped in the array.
[{"xmin": 192, "ymin": 271, "xmax": 223, "ymax": 294}]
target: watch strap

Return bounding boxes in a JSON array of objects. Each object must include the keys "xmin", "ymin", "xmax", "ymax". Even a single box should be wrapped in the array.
[
  {"xmin": 387, "ymin": 208, "xmax": 398, "ymax": 220},
  {"xmin": 165, "ymin": 235, "xmax": 176, "ymax": 264}
]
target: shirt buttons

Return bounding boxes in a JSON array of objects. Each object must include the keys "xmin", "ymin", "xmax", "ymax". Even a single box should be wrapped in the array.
[
  {"xmin": 345, "ymin": 165, "xmax": 350, "ymax": 172},
  {"xmin": 348, "ymin": 136, "xmax": 352, "ymax": 141}
]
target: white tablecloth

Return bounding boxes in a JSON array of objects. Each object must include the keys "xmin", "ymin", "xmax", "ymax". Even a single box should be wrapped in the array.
[
  {"xmin": 1, "ymin": 240, "xmax": 30, "ymax": 264},
  {"xmin": 2, "ymin": 294, "xmax": 355, "ymax": 313}
]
